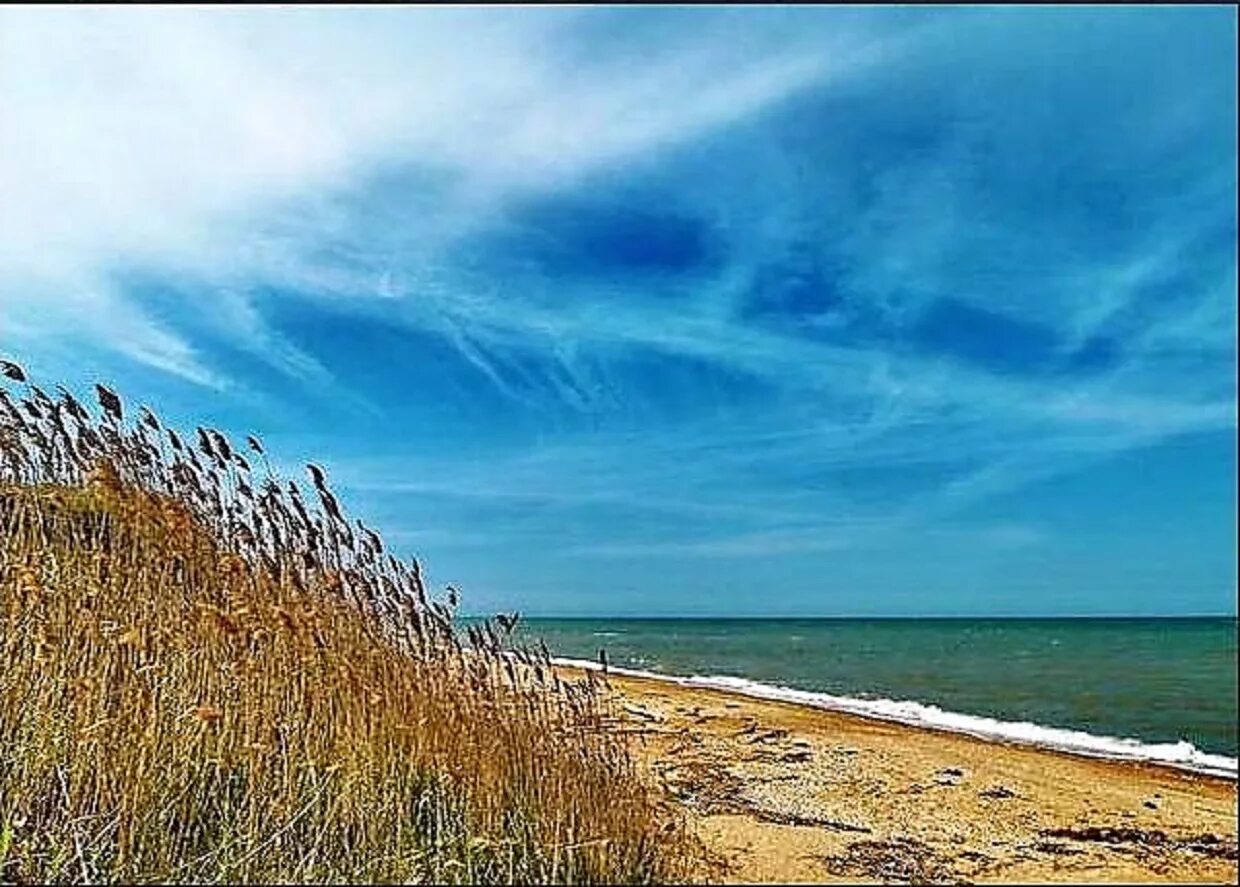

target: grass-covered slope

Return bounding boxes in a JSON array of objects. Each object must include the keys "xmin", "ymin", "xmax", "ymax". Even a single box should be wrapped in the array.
[{"xmin": 0, "ymin": 363, "xmax": 688, "ymax": 884}]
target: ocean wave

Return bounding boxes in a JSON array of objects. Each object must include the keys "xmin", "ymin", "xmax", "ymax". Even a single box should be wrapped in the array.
[{"xmin": 552, "ymin": 657, "xmax": 1238, "ymax": 780}]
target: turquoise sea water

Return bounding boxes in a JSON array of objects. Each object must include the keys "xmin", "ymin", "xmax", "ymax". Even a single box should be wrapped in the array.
[{"xmin": 509, "ymin": 617, "xmax": 1238, "ymax": 760}]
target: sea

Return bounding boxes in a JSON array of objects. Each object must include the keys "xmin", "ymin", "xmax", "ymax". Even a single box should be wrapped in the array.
[{"xmin": 505, "ymin": 617, "xmax": 1238, "ymax": 778}]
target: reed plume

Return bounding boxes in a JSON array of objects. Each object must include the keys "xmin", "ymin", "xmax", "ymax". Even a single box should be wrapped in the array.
[{"xmin": 0, "ymin": 358, "xmax": 690, "ymax": 884}]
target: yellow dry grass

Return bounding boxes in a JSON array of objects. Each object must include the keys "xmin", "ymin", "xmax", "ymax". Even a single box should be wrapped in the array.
[{"xmin": 0, "ymin": 363, "xmax": 691, "ymax": 884}]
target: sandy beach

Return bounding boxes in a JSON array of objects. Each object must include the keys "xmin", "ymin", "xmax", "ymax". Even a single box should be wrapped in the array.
[{"xmin": 580, "ymin": 668, "xmax": 1239, "ymax": 884}]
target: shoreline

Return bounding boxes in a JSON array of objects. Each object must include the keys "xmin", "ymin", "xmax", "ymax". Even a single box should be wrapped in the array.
[
  {"xmin": 554, "ymin": 657, "xmax": 1238, "ymax": 781},
  {"xmin": 557, "ymin": 662, "xmax": 1239, "ymax": 883}
]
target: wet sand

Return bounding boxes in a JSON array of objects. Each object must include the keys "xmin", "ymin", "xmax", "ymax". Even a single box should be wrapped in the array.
[{"xmin": 582, "ymin": 668, "xmax": 1239, "ymax": 884}]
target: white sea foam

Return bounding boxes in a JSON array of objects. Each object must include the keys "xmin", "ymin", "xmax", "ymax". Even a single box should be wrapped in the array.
[{"xmin": 553, "ymin": 657, "xmax": 1239, "ymax": 780}]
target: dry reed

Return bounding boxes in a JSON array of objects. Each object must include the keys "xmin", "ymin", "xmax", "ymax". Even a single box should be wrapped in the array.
[{"xmin": 0, "ymin": 360, "xmax": 691, "ymax": 884}]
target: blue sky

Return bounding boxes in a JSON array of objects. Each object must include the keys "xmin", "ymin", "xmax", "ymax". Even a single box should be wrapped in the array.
[{"xmin": 1, "ymin": 6, "xmax": 1235, "ymax": 616}]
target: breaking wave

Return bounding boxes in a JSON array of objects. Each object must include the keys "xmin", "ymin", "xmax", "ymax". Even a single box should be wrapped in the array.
[{"xmin": 554, "ymin": 657, "xmax": 1238, "ymax": 779}]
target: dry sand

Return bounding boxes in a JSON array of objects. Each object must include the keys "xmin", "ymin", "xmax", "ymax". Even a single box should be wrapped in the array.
[{"xmin": 581, "ymin": 668, "xmax": 1238, "ymax": 884}]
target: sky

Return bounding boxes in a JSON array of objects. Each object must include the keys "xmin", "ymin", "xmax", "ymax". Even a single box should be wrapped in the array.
[{"xmin": 1, "ymin": 6, "xmax": 1235, "ymax": 617}]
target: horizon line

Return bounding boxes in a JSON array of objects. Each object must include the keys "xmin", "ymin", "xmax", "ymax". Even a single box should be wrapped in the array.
[{"xmin": 460, "ymin": 612, "xmax": 1239, "ymax": 621}]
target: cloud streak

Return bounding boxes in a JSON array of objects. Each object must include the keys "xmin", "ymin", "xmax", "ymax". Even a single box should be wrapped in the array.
[{"xmin": 1, "ymin": 6, "xmax": 1234, "ymax": 614}]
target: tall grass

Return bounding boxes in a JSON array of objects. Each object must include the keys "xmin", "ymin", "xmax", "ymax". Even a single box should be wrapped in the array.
[{"xmin": 0, "ymin": 361, "xmax": 689, "ymax": 884}]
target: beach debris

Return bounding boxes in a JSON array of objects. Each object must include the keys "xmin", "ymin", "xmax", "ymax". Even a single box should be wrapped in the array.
[
  {"xmin": 748, "ymin": 807, "xmax": 871, "ymax": 833},
  {"xmin": 934, "ymin": 766, "xmax": 967, "ymax": 785},
  {"xmin": 658, "ymin": 759, "xmax": 745, "ymax": 813},
  {"xmin": 1035, "ymin": 840, "xmax": 1085, "ymax": 856},
  {"xmin": 780, "ymin": 748, "xmax": 813, "ymax": 764},
  {"xmin": 980, "ymin": 784, "xmax": 1018, "ymax": 800},
  {"xmin": 821, "ymin": 837, "xmax": 954, "ymax": 884},
  {"xmin": 957, "ymin": 849, "xmax": 993, "ymax": 865},
  {"xmin": 1038, "ymin": 827, "xmax": 1238, "ymax": 861},
  {"xmin": 658, "ymin": 744, "xmax": 870, "ymax": 834},
  {"xmin": 745, "ymin": 728, "xmax": 789, "ymax": 745},
  {"xmin": 1142, "ymin": 797, "xmax": 1159, "ymax": 810},
  {"xmin": 1181, "ymin": 834, "xmax": 1240, "ymax": 860}
]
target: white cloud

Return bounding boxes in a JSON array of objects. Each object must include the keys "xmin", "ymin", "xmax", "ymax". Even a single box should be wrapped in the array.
[
  {"xmin": 0, "ymin": 6, "xmax": 889, "ymax": 382},
  {"xmin": 0, "ymin": 7, "xmax": 1231, "ymax": 578}
]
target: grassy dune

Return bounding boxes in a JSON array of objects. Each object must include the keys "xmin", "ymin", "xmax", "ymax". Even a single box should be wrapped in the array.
[{"xmin": 0, "ymin": 362, "xmax": 689, "ymax": 883}]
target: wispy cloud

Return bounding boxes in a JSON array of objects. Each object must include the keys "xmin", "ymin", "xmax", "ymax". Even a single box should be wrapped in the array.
[
  {"xmin": 0, "ymin": 6, "xmax": 893, "ymax": 379},
  {"xmin": 1, "ymin": 6, "xmax": 1233, "ymax": 614}
]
